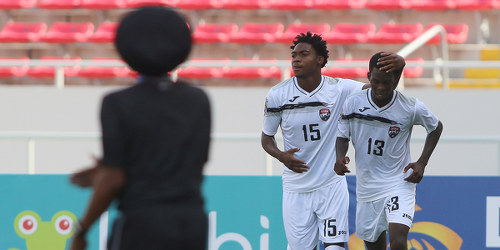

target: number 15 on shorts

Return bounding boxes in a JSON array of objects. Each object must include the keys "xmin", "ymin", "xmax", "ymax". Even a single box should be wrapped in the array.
[{"xmin": 324, "ymin": 219, "xmax": 346, "ymax": 237}]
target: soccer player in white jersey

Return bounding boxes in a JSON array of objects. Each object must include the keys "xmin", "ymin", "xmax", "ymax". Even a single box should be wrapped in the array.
[
  {"xmin": 335, "ymin": 52, "xmax": 443, "ymax": 250},
  {"xmin": 261, "ymin": 33, "xmax": 406, "ymax": 250}
]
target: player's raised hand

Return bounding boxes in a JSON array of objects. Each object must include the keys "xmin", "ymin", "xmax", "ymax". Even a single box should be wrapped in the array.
[
  {"xmin": 280, "ymin": 148, "xmax": 310, "ymax": 173},
  {"xmin": 377, "ymin": 52, "xmax": 406, "ymax": 72},
  {"xmin": 334, "ymin": 156, "xmax": 351, "ymax": 176},
  {"xmin": 403, "ymin": 161, "xmax": 426, "ymax": 183}
]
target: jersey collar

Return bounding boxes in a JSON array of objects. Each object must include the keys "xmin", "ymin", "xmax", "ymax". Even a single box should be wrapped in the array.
[
  {"xmin": 367, "ymin": 89, "xmax": 398, "ymax": 112},
  {"xmin": 293, "ymin": 76, "xmax": 325, "ymax": 97}
]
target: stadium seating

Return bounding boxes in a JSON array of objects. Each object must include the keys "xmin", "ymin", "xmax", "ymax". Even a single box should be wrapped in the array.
[
  {"xmin": 220, "ymin": 0, "xmax": 270, "ymax": 9},
  {"xmin": 78, "ymin": 57, "xmax": 134, "ymax": 78},
  {"xmin": 268, "ymin": 0, "xmax": 313, "ymax": 10},
  {"xmin": 176, "ymin": 0, "xmax": 225, "ymax": 9},
  {"xmin": 324, "ymin": 23, "xmax": 376, "ymax": 44},
  {"xmin": 126, "ymin": 0, "xmax": 179, "ymax": 8},
  {"xmin": 323, "ymin": 58, "xmax": 367, "ymax": 78},
  {"xmin": 223, "ymin": 58, "xmax": 281, "ymax": 79},
  {"xmin": 0, "ymin": 57, "xmax": 30, "ymax": 78},
  {"xmin": 192, "ymin": 23, "xmax": 238, "ymax": 43},
  {"xmin": 410, "ymin": 0, "xmax": 455, "ymax": 10},
  {"xmin": 80, "ymin": 0, "xmax": 127, "ymax": 9},
  {"xmin": 177, "ymin": 58, "xmax": 230, "ymax": 79},
  {"xmin": 425, "ymin": 23, "xmax": 469, "ymax": 44},
  {"xmin": 0, "ymin": 22, "xmax": 47, "ymax": 43},
  {"xmin": 368, "ymin": 23, "xmax": 423, "ymax": 44},
  {"xmin": 365, "ymin": 0, "xmax": 411, "ymax": 10},
  {"xmin": 27, "ymin": 56, "xmax": 81, "ymax": 78},
  {"xmin": 229, "ymin": 23, "xmax": 284, "ymax": 44},
  {"xmin": 0, "ymin": 0, "xmax": 37, "ymax": 9},
  {"xmin": 41, "ymin": 22, "xmax": 94, "ymax": 43},
  {"xmin": 403, "ymin": 57, "xmax": 424, "ymax": 78},
  {"xmin": 37, "ymin": 0, "xmax": 80, "ymax": 9},
  {"xmin": 89, "ymin": 22, "xmax": 118, "ymax": 43},
  {"xmin": 312, "ymin": 0, "xmax": 366, "ymax": 9},
  {"xmin": 454, "ymin": 0, "xmax": 500, "ymax": 10},
  {"xmin": 276, "ymin": 23, "xmax": 331, "ymax": 44}
]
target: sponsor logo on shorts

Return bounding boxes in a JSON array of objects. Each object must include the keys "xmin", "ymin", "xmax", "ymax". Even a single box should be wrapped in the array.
[{"xmin": 402, "ymin": 213, "xmax": 413, "ymax": 221}]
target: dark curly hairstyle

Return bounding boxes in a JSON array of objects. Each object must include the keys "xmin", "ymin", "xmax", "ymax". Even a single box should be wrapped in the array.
[{"xmin": 291, "ymin": 32, "xmax": 329, "ymax": 68}]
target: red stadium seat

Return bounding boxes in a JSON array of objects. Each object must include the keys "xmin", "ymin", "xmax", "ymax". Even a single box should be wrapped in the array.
[
  {"xmin": 368, "ymin": 23, "xmax": 423, "ymax": 44},
  {"xmin": 41, "ymin": 22, "xmax": 94, "ymax": 43},
  {"xmin": 176, "ymin": 0, "xmax": 225, "ymax": 9},
  {"xmin": 229, "ymin": 23, "xmax": 284, "ymax": 44},
  {"xmin": 324, "ymin": 23, "xmax": 376, "ymax": 44},
  {"xmin": 192, "ymin": 23, "xmax": 238, "ymax": 43},
  {"xmin": 220, "ymin": 0, "xmax": 270, "ymax": 9},
  {"xmin": 365, "ymin": 0, "xmax": 411, "ymax": 10},
  {"xmin": 276, "ymin": 23, "xmax": 331, "ymax": 44},
  {"xmin": 126, "ymin": 0, "xmax": 179, "ymax": 7},
  {"xmin": 403, "ymin": 57, "xmax": 423, "ymax": 78},
  {"xmin": 322, "ymin": 58, "xmax": 367, "ymax": 78},
  {"xmin": 38, "ymin": 0, "xmax": 80, "ymax": 9},
  {"xmin": 425, "ymin": 23, "xmax": 469, "ymax": 44},
  {"xmin": 28, "ymin": 56, "xmax": 81, "ymax": 78},
  {"xmin": 0, "ymin": 22, "xmax": 47, "ymax": 42},
  {"xmin": 0, "ymin": 0, "xmax": 37, "ymax": 9},
  {"xmin": 78, "ymin": 58, "xmax": 133, "ymax": 78},
  {"xmin": 0, "ymin": 57, "xmax": 29, "ymax": 77},
  {"xmin": 89, "ymin": 22, "xmax": 118, "ymax": 43},
  {"xmin": 268, "ymin": 0, "xmax": 313, "ymax": 10},
  {"xmin": 80, "ymin": 0, "xmax": 127, "ymax": 8},
  {"xmin": 312, "ymin": 0, "xmax": 366, "ymax": 9},
  {"xmin": 223, "ymin": 58, "xmax": 281, "ymax": 79},
  {"xmin": 455, "ymin": 0, "xmax": 500, "ymax": 10},
  {"xmin": 177, "ymin": 58, "xmax": 230, "ymax": 79},
  {"xmin": 411, "ymin": 0, "xmax": 455, "ymax": 10}
]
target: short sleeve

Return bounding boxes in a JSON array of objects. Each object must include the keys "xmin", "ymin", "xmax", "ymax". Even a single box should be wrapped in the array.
[
  {"xmin": 340, "ymin": 78, "xmax": 365, "ymax": 97},
  {"xmin": 100, "ymin": 95, "xmax": 127, "ymax": 168},
  {"xmin": 262, "ymin": 90, "xmax": 281, "ymax": 136},
  {"xmin": 337, "ymin": 99, "xmax": 351, "ymax": 139},
  {"xmin": 413, "ymin": 99, "xmax": 439, "ymax": 134}
]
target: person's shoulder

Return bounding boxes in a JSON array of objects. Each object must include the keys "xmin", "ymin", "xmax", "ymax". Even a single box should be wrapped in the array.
[
  {"xmin": 396, "ymin": 91, "xmax": 417, "ymax": 106},
  {"xmin": 102, "ymin": 84, "xmax": 137, "ymax": 103},
  {"xmin": 326, "ymin": 76, "xmax": 364, "ymax": 86},
  {"xmin": 269, "ymin": 77, "xmax": 294, "ymax": 92}
]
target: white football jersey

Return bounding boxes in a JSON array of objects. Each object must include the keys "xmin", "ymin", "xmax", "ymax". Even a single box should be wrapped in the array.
[
  {"xmin": 338, "ymin": 89, "xmax": 439, "ymax": 202},
  {"xmin": 263, "ymin": 76, "xmax": 364, "ymax": 192}
]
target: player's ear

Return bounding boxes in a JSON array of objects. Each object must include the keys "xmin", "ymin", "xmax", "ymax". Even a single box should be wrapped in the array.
[
  {"xmin": 367, "ymin": 71, "xmax": 371, "ymax": 81},
  {"xmin": 51, "ymin": 210, "xmax": 78, "ymax": 239},
  {"xmin": 317, "ymin": 56, "xmax": 325, "ymax": 67},
  {"xmin": 14, "ymin": 210, "xmax": 41, "ymax": 238}
]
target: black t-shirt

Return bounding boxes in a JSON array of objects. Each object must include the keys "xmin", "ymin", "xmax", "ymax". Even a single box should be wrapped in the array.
[{"xmin": 99, "ymin": 76, "xmax": 211, "ymax": 212}]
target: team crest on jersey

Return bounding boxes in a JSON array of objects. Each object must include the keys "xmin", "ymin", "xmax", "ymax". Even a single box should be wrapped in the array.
[
  {"xmin": 388, "ymin": 126, "xmax": 400, "ymax": 138},
  {"xmin": 319, "ymin": 108, "xmax": 331, "ymax": 121}
]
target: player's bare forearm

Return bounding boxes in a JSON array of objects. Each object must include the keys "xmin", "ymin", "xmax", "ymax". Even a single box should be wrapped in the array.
[
  {"xmin": 261, "ymin": 132, "xmax": 309, "ymax": 173},
  {"xmin": 417, "ymin": 121, "xmax": 443, "ymax": 166},
  {"xmin": 335, "ymin": 137, "xmax": 351, "ymax": 175},
  {"xmin": 76, "ymin": 167, "xmax": 126, "ymax": 235},
  {"xmin": 404, "ymin": 121, "xmax": 443, "ymax": 183}
]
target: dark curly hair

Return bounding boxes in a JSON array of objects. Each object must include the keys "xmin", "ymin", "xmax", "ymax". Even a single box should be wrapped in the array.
[{"xmin": 291, "ymin": 32, "xmax": 329, "ymax": 68}]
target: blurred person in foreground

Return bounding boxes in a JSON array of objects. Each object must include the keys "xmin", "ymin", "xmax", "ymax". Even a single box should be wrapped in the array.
[
  {"xmin": 335, "ymin": 52, "xmax": 443, "ymax": 250},
  {"xmin": 69, "ymin": 6, "xmax": 211, "ymax": 250},
  {"xmin": 261, "ymin": 32, "xmax": 405, "ymax": 250}
]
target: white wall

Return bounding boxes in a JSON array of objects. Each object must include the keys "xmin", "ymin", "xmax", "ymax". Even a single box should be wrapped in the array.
[{"xmin": 0, "ymin": 85, "xmax": 499, "ymax": 176}]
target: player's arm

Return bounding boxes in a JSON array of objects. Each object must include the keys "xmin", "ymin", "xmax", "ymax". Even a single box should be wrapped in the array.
[
  {"xmin": 261, "ymin": 132, "xmax": 309, "ymax": 173},
  {"xmin": 404, "ymin": 121, "xmax": 443, "ymax": 183},
  {"xmin": 334, "ymin": 137, "xmax": 351, "ymax": 176}
]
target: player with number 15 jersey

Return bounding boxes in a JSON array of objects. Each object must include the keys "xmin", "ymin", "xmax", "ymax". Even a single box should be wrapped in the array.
[{"xmin": 263, "ymin": 76, "xmax": 364, "ymax": 192}]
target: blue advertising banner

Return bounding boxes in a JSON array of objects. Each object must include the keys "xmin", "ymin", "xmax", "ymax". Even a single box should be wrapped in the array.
[{"xmin": 0, "ymin": 175, "xmax": 499, "ymax": 250}]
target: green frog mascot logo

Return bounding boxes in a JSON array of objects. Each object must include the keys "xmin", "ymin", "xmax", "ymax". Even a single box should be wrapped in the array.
[{"xmin": 9, "ymin": 210, "xmax": 77, "ymax": 250}]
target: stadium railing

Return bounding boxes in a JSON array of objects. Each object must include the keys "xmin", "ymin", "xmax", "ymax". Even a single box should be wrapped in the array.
[{"xmin": 0, "ymin": 131, "xmax": 499, "ymax": 175}]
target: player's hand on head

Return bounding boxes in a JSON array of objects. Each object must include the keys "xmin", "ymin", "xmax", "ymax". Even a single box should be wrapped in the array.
[
  {"xmin": 280, "ymin": 148, "xmax": 310, "ymax": 173},
  {"xmin": 334, "ymin": 157, "xmax": 351, "ymax": 176},
  {"xmin": 403, "ymin": 161, "xmax": 425, "ymax": 183},
  {"xmin": 377, "ymin": 52, "xmax": 406, "ymax": 72}
]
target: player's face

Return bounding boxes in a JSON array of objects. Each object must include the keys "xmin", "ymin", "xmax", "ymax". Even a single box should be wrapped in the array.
[
  {"xmin": 368, "ymin": 68, "xmax": 397, "ymax": 103},
  {"xmin": 291, "ymin": 42, "xmax": 323, "ymax": 77}
]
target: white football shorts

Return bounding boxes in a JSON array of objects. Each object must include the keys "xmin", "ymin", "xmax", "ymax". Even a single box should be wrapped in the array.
[
  {"xmin": 356, "ymin": 192, "xmax": 415, "ymax": 242},
  {"xmin": 283, "ymin": 178, "xmax": 349, "ymax": 250}
]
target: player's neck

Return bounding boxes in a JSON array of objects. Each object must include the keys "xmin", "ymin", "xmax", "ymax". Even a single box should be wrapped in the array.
[
  {"xmin": 372, "ymin": 92, "xmax": 394, "ymax": 108},
  {"xmin": 296, "ymin": 74, "xmax": 322, "ymax": 93}
]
